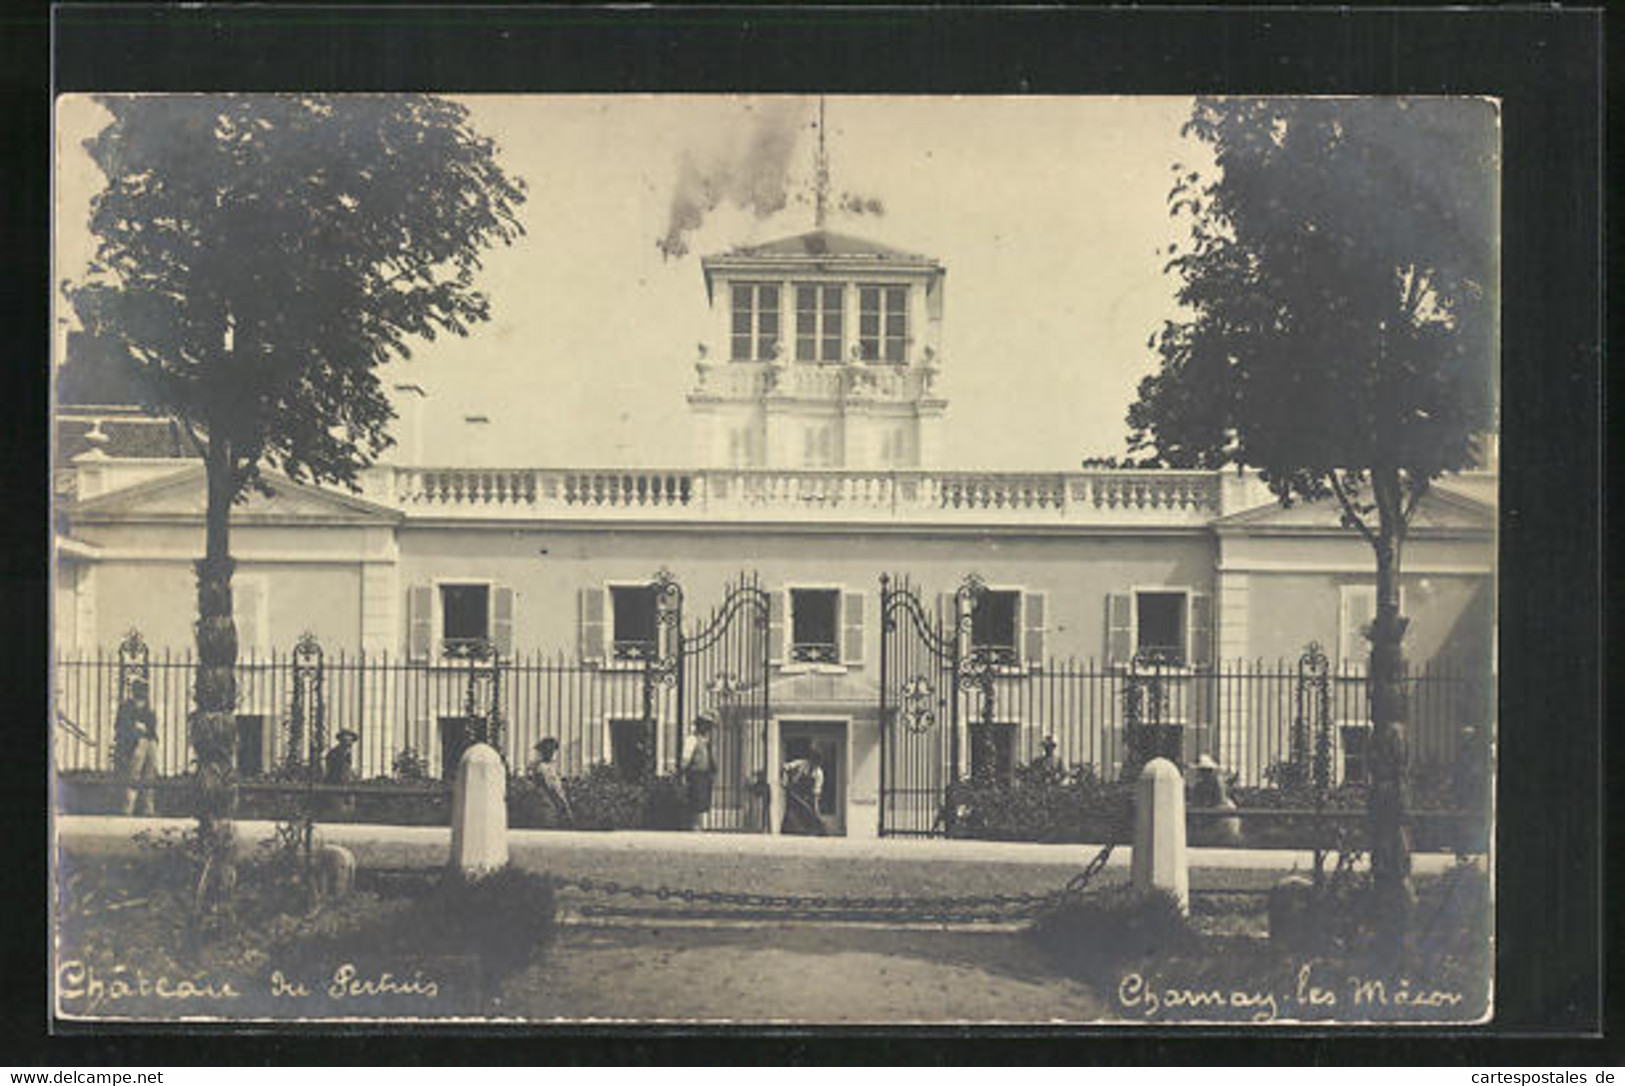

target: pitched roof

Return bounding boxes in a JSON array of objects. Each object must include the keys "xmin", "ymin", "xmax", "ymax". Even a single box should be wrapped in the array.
[
  {"xmin": 1212, "ymin": 483, "xmax": 1495, "ymax": 534},
  {"xmin": 56, "ymin": 415, "xmax": 199, "ymax": 462},
  {"xmin": 718, "ymin": 229, "xmax": 931, "ymax": 263}
]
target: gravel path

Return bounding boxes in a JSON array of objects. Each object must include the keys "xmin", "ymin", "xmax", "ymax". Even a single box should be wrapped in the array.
[{"xmin": 499, "ymin": 922, "xmax": 1108, "ymax": 1024}]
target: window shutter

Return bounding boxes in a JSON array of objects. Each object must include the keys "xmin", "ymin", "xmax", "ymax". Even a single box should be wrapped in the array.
[
  {"xmin": 1339, "ymin": 586, "xmax": 1375, "ymax": 672},
  {"xmin": 1106, "ymin": 593, "xmax": 1133, "ymax": 667},
  {"xmin": 492, "ymin": 586, "xmax": 515, "ymax": 658},
  {"xmin": 841, "ymin": 590, "xmax": 865, "ymax": 666},
  {"xmin": 938, "ymin": 592, "xmax": 963, "ymax": 655},
  {"xmin": 1189, "ymin": 593, "xmax": 1212, "ymax": 668},
  {"xmin": 235, "ymin": 579, "xmax": 263, "ymax": 659},
  {"xmin": 767, "ymin": 590, "xmax": 785, "ymax": 665},
  {"xmin": 1022, "ymin": 592, "xmax": 1046, "ymax": 669},
  {"xmin": 579, "ymin": 586, "xmax": 606, "ymax": 665},
  {"xmin": 407, "ymin": 585, "xmax": 433, "ymax": 663}
]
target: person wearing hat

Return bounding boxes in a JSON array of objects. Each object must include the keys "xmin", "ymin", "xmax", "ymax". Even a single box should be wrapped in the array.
[
  {"xmin": 682, "ymin": 712, "xmax": 718, "ymax": 830},
  {"xmin": 325, "ymin": 729, "xmax": 360, "ymax": 785},
  {"xmin": 114, "ymin": 676, "xmax": 158, "ymax": 816},
  {"xmin": 324, "ymin": 729, "xmax": 361, "ymax": 819},
  {"xmin": 527, "ymin": 737, "xmax": 573, "ymax": 828}
]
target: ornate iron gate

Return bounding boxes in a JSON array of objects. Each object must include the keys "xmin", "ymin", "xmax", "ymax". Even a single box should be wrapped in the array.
[
  {"xmin": 679, "ymin": 573, "xmax": 773, "ymax": 831},
  {"xmin": 878, "ymin": 573, "xmax": 994, "ymax": 836}
]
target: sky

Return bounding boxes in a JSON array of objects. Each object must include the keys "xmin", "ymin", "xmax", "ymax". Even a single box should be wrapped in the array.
[{"xmin": 55, "ymin": 95, "xmax": 1211, "ymax": 470}]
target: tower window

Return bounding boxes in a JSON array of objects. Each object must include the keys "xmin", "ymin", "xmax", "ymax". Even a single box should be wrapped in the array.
[
  {"xmin": 731, "ymin": 283, "xmax": 780, "ymax": 361},
  {"xmin": 795, "ymin": 284, "xmax": 844, "ymax": 362},
  {"xmin": 859, "ymin": 285, "xmax": 908, "ymax": 363}
]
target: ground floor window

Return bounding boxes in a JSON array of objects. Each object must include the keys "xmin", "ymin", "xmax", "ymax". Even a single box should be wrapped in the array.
[
  {"xmin": 1135, "ymin": 591, "xmax": 1187, "ymax": 665},
  {"xmin": 789, "ymin": 588, "xmax": 840, "ymax": 664},
  {"xmin": 235, "ymin": 714, "xmax": 267, "ymax": 778},
  {"xmin": 440, "ymin": 583, "xmax": 490, "ymax": 655},
  {"xmin": 610, "ymin": 585, "xmax": 659, "ymax": 661},
  {"xmin": 969, "ymin": 721, "xmax": 1017, "ymax": 783},
  {"xmin": 439, "ymin": 715, "xmax": 481, "ymax": 780},
  {"xmin": 609, "ymin": 717, "xmax": 655, "ymax": 781},
  {"xmin": 970, "ymin": 590, "xmax": 1020, "ymax": 667}
]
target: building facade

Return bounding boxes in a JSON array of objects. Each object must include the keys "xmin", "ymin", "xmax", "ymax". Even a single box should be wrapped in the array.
[{"xmin": 53, "ymin": 230, "xmax": 1496, "ymax": 837}]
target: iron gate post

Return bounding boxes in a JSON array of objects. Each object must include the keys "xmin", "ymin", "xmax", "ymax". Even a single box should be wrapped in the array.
[{"xmin": 878, "ymin": 573, "xmax": 890, "ymax": 837}]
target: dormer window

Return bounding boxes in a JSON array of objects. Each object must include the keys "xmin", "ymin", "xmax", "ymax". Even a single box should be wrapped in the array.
[
  {"xmin": 794, "ymin": 284, "xmax": 844, "ymax": 362},
  {"xmin": 731, "ymin": 282, "xmax": 780, "ymax": 361},
  {"xmin": 858, "ymin": 285, "xmax": 907, "ymax": 363}
]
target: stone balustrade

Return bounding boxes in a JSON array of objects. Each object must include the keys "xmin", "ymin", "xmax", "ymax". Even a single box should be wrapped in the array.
[
  {"xmin": 691, "ymin": 361, "xmax": 936, "ymax": 402},
  {"xmin": 389, "ymin": 465, "xmax": 1220, "ymax": 525}
]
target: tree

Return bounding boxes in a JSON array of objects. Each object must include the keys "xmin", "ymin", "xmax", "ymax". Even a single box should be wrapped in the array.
[
  {"xmin": 64, "ymin": 95, "xmax": 526, "ymax": 913},
  {"xmin": 57, "ymin": 328, "xmax": 148, "ymax": 405},
  {"xmin": 1128, "ymin": 97, "xmax": 1496, "ymax": 956}
]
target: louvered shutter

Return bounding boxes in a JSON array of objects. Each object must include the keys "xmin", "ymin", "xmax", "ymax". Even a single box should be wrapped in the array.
[
  {"xmin": 492, "ymin": 586, "xmax": 515, "ymax": 658},
  {"xmin": 767, "ymin": 590, "xmax": 785, "ymax": 665},
  {"xmin": 1106, "ymin": 593, "xmax": 1133, "ymax": 667},
  {"xmin": 841, "ymin": 590, "xmax": 865, "ymax": 666},
  {"xmin": 1188, "ymin": 593, "xmax": 1212, "ymax": 668},
  {"xmin": 1339, "ymin": 586, "xmax": 1375, "ymax": 672},
  {"xmin": 235, "ymin": 579, "xmax": 263, "ymax": 660},
  {"xmin": 1022, "ymin": 592, "xmax": 1046, "ymax": 669},
  {"xmin": 579, "ymin": 587, "xmax": 606, "ymax": 665},
  {"xmin": 407, "ymin": 585, "xmax": 433, "ymax": 662}
]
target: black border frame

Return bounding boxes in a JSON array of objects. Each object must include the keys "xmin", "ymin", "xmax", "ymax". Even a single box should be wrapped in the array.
[{"xmin": 10, "ymin": 1, "xmax": 1608, "ymax": 1064}]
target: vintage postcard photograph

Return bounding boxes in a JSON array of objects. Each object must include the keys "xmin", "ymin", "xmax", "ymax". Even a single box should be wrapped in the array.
[{"xmin": 51, "ymin": 93, "xmax": 1497, "ymax": 1025}]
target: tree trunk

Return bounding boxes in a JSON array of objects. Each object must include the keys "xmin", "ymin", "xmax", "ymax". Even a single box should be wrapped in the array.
[
  {"xmin": 192, "ymin": 433, "xmax": 239, "ymax": 914},
  {"xmin": 1368, "ymin": 469, "xmax": 1416, "ymax": 962}
]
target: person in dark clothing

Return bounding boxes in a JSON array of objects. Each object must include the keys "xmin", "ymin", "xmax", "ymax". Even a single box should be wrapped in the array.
[
  {"xmin": 780, "ymin": 749, "xmax": 826, "ymax": 836},
  {"xmin": 682, "ymin": 713, "xmax": 718, "ymax": 830},
  {"xmin": 324, "ymin": 730, "xmax": 359, "ymax": 819},
  {"xmin": 325, "ymin": 729, "xmax": 360, "ymax": 784},
  {"xmin": 113, "ymin": 678, "xmax": 158, "ymax": 816}
]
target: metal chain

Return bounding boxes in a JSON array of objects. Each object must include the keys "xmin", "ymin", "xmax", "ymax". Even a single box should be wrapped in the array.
[
  {"xmin": 551, "ymin": 872, "xmax": 1066, "ymax": 923},
  {"xmin": 550, "ymin": 800, "xmax": 1132, "ymax": 924}
]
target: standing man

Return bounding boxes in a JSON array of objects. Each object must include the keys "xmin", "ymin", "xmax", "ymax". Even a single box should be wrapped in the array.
[
  {"xmin": 683, "ymin": 713, "xmax": 718, "ymax": 831},
  {"xmin": 114, "ymin": 677, "xmax": 158, "ymax": 816}
]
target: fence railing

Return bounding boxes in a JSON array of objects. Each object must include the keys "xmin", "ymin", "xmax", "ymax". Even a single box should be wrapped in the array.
[{"xmin": 54, "ymin": 647, "xmax": 1488, "ymax": 790}]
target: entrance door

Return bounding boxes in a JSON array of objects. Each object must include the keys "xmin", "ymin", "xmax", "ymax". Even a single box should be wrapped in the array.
[{"xmin": 779, "ymin": 720, "xmax": 846, "ymax": 836}]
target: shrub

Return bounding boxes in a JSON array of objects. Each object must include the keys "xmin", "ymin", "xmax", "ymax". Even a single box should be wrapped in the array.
[
  {"xmin": 560, "ymin": 763, "xmax": 647, "ymax": 830},
  {"xmin": 1031, "ymin": 885, "xmax": 1196, "ymax": 977},
  {"xmin": 944, "ymin": 764, "xmax": 1132, "ymax": 843},
  {"xmin": 408, "ymin": 866, "xmax": 557, "ymax": 995},
  {"xmin": 642, "ymin": 773, "xmax": 690, "ymax": 831},
  {"xmin": 392, "ymin": 747, "xmax": 430, "ymax": 782}
]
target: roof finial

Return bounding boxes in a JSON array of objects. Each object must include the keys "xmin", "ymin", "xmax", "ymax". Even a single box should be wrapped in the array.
[{"xmin": 813, "ymin": 95, "xmax": 829, "ymax": 230}]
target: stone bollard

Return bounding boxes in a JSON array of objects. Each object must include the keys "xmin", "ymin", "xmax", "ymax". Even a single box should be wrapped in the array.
[
  {"xmin": 450, "ymin": 743, "xmax": 509, "ymax": 877},
  {"xmin": 314, "ymin": 843, "xmax": 356, "ymax": 899},
  {"xmin": 1131, "ymin": 757, "xmax": 1189, "ymax": 913}
]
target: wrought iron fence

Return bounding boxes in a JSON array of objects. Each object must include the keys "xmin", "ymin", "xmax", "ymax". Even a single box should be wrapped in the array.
[{"xmin": 55, "ymin": 640, "xmax": 1487, "ymax": 795}]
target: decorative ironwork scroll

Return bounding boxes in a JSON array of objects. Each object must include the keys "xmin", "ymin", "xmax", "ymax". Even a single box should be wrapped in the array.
[{"xmin": 117, "ymin": 628, "xmax": 149, "ymax": 704}]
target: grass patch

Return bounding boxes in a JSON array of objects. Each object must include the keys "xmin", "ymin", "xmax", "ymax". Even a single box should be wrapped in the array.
[{"xmin": 55, "ymin": 830, "xmax": 556, "ymax": 1019}]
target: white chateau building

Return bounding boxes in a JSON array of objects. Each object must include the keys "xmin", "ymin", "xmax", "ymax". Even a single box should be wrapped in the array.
[{"xmin": 53, "ymin": 228, "xmax": 1496, "ymax": 838}]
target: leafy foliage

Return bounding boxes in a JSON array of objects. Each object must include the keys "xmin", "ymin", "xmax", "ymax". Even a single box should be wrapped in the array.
[
  {"xmin": 1130, "ymin": 97, "xmax": 1497, "ymax": 499},
  {"xmin": 62, "ymin": 95, "xmax": 526, "ymax": 911},
  {"xmin": 1128, "ymin": 98, "xmax": 1498, "ymax": 952},
  {"xmin": 944, "ymin": 762, "xmax": 1133, "ymax": 843},
  {"xmin": 64, "ymin": 94, "xmax": 527, "ymax": 497}
]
